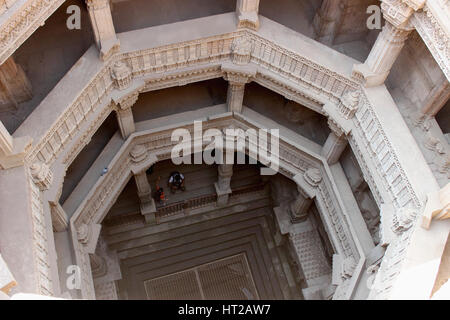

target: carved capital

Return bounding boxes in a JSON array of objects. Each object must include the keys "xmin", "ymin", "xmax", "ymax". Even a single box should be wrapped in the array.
[
  {"xmin": 118, "ymin": 91, "xmax": 139, "ymax": 110},
  {"xmin": 30, "ymin": 162, "xmax": 53, "ymax": 191}
]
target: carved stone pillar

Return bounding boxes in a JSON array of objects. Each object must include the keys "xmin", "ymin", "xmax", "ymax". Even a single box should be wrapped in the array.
[
  {"xmin": 226, "ymin": 81, "xmax": 246, "ymax": 113},
  {"xmin": 313, "ymin": 0, "xmax": 343, "ymax": 45},
  {"xmin": 353, "ymin": 0, "xmax": 425, "ymax": 87},
  {"xmin": 115, "ymin": 92, "xmax": 137, "ymax": 139},
  {"xmin": 236, "ymin": 0, "xmax": 260, "ymax": 30},
  {"xmin": 223, "ymin": 37, "xmax": 255, "ymax": 113},
  {"xmin": 322, "ymin": 131, "xmax": 348, "ymax": 165},
  {"xmin": 214, "ymin": 164, "xmax": 233, "ymax": 206},
  {"xmin": 0, "ymin": 56, "xmax": 32, "ymax": 111},
  {"xmin": 86, "ymin": 0, "xmax": 120, "ymax": 60},
  {"xmin": 289, "ymin": 186, "xmax": 313, "ymax": 222},
  {"xmin": 353, "ymin": 21, "xmax": 411, "ymax": 87},
  {"xmin": 131, "ymin": 145, "xmax": 156, "ymax": 224}
]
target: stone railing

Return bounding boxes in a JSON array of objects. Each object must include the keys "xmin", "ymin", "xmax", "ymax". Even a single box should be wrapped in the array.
[{"xmin": 104, "ymin": 182, "xmax": 268, "ymax": 227}]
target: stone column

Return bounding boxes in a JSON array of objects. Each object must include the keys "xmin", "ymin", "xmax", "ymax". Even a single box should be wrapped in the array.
[
  {"xmin": 312, "ymin": 0, "xmax": 343, "ymax": 45},
  {"xmin": 352, "ymin": 0, "xmax": 425, "ymax": 87},
  {"xmin": 214, "ymin": 164, "xmax": 233, "ymax": 206},
  {"xmin": 0, "ymin": 56, "xmax": 32, "ymax": 111},
  {"xmin": 236, "ymin": 0, "xmax": 260, "ymax": 30},
  {"xmin": 322, "ymin": 131, "xmax": 347, "ymax": 165},
  {"xmin": 226, "ymin": 81, "xmax": 246, "ymax": 113},
  {"xmin": 223, "ymin": 36, "xmax": 255, "ymax": 113},
  {"xmin": 353, "ymin": 21, "xmax": 411, "ymax": 87},
  {"xmin": 86, "ymin": 0, "xmax": 120, "ymax": 60},
  {"xmin": 134, "ymin": 170, "xmax": 156, "ymax": 224},
  {"xmin": 289, "ymin": 186, "xmax": 313, "ymax": 222},
  {"xmin": 115, "ymin": 92, "xmax": 137, "ymax": 139}
]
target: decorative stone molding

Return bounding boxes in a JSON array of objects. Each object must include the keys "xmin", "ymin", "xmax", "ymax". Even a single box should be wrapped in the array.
[
  {"xmin": 412, "ymin": 2, "xmax": 450, "ymax": 81},
  {"xmin": 30, "ymin": 162, "xmax": 53, "ymax": 191},
  {"xmin": 111, "ymin": 61, "xmax": 132, "ymax": 90}
]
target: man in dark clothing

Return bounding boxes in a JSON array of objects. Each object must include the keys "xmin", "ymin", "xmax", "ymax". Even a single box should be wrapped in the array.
[{"xmin": 168, "ymin": 171, "xmax": 185, "ymax": 193}]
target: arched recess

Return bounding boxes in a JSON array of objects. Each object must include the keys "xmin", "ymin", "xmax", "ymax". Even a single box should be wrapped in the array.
[{"xmin": 66, "ymin": 112, "xmax": 373, "ymax": 299}]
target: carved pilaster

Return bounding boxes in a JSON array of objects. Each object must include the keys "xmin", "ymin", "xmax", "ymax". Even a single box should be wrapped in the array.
[
  {"xmin": 214, "ymin": 164, "xmax": 233, "ymax": 206},
  {"xmin": 236, "ymin": 0, "xmax": 260, "ymax": 30},
  {"xmin": 86, "ymin": 0, "xmax": 120, "ymax": 60}
]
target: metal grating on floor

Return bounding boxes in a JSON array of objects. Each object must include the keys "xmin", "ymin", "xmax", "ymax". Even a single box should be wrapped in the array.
[{"xmin": 144, "ymin": 254, "xmax": 259, "ymax": 300}]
